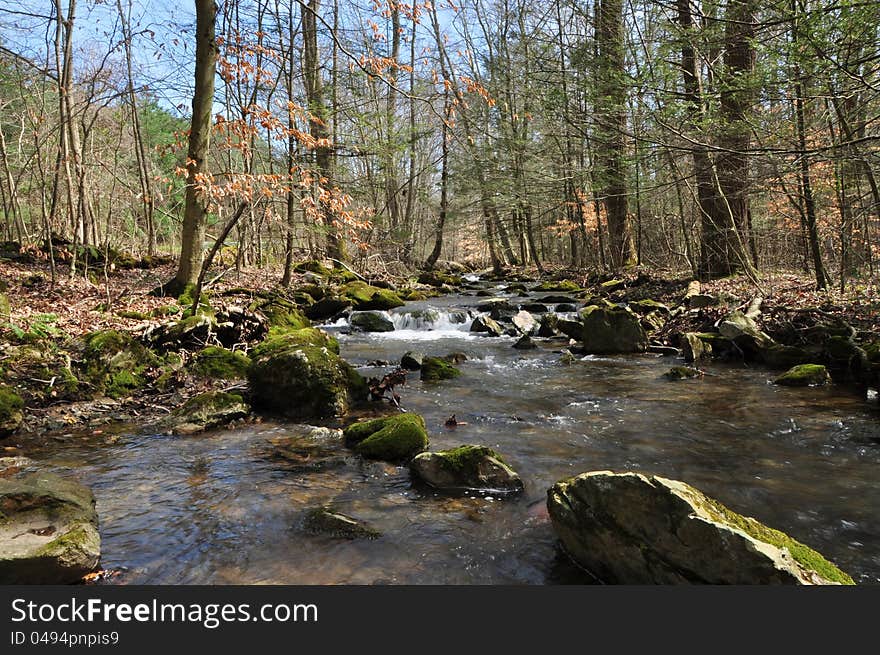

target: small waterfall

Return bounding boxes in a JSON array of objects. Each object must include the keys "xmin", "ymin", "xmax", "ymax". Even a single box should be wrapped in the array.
[{"xmin": 390, "ymin": 309, "xmax": 472, "ymax": 332}]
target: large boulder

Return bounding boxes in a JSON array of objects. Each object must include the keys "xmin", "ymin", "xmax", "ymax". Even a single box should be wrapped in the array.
[
  {"xmin": 718, "ymin": 310, "xmax": 773, "ymax": 357},
  {"xmin": 547, "ymin": 471, "xmax": 853, "ymax": 585},
  {"xmin": 248, "ymin": 329, "xmax": 367, "ymax": 419},
  {"xmin": 343, "ymin": 413, "xmax": 429, "ymax": 462},
  {"xmin": 410, "ymin": 445, "xmax": 523, "ymax": 494},
  {"xmin": 0, "ymin": 472, "xmax": 101, "ymax": 584},
  {"xmin": 511, "ymin": 310, "xmax": 536, "ymax": 335},
  {"xmin": 190, "ymin": 346, "xmax": 250, "ymax": 379},
  {"xmin": 580, "ymin": 305, "xmax": 647, "ymax": 354},
  {"xmin": 250, "ymin": 295, "xmax": 310, "ymax": 330}
]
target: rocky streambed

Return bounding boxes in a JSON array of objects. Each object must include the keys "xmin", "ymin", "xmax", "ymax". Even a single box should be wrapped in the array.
[{"xmin": 1, "ymin": 272, "xmax": 879, "ymax": 584}]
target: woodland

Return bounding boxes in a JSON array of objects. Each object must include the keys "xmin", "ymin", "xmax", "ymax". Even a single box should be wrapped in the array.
[{"xmin": 0, "ymin": 0, "xmax": 878, "ymax": 587}]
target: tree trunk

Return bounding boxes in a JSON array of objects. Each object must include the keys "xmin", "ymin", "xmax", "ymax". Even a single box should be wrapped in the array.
[{"xmin": 163, "ymin": 0, "xmax": 217, "ymax": 296}]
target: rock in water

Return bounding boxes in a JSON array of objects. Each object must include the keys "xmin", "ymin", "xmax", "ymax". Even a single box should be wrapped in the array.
[
  {"xmin": 546, "ymin": 471, "xmax": 853, "ymax": 585},
  {"xmin": 248, "ymin": 329, "xmax": 367, "ymax": 419},
  {"xmin": 400, "ymin": 351, "xmax": 424, "ymax": 370},
  {"xmin": 350, "ymin": 311, "xmax": 395, "ymax": 332},
  {"xmin": 470, "ymin": 315, "xmax": 504, "ymax": 337},
  {"xmin": 774, "ymin": 364, "xmax": 832, "ymax": 387},
  {"xmin": 513, "ymin": 335, "xmax": 537, "ymax": 350},
  {"xmin": 302, "ymin": 507, "xmax": 380, "ymax": 540},
  {"xmin": 682, "ymin": 332, "xmax": 711, "ymax": 363},
  {"xmin": 410, "ymin": 445, "xmax": 523, "ymax": 494},
  {"xmin": 0, "ymin": 472, "xmax": 101, "ymax": 584},
  {"xmin": 580, "ymin": 305, "xmax": 647, "ymax": 354},
  {"xmin": 343, "ymin": 413, "xmax": 429, "ymax": 462},
  {"xmin": 511, "ymin": 310, "xmax": 536, "ymax": 335},
  {"xmin": 420, "ymin": 357, "xmax": 461, "ymax": 381},
  {"xmin": 165, "ymin": 391, "xmax": 250, "ymax": 434}
]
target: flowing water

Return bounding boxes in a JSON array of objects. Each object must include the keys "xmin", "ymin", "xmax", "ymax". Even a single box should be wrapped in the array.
[{"xmin": 26, "ymin": 286, "xmax": 880, "ymax": 584}]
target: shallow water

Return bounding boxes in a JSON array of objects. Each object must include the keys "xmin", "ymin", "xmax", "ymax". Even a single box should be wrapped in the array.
[{"xmin": 29, "ymin": 291, "xmax": 880, "ymax": 584}]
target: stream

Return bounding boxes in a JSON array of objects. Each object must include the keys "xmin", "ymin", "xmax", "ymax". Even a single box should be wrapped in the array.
[{"xmin": 28, "ymin": 285, "xmax": 880, "ymax": 584}]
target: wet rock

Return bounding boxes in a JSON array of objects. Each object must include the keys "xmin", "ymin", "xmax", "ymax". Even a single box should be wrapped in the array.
[
  {"xmin": 580, "ymin": 305, "xmax": 647, "ymax": 354},
  {"xmin": 557, "ymin": 318, "xmax": 584, "ymax": 341},
  {"xmin": 475, "ymin": 289, "xmax": 496, "ymax": 297},
  {"xmin": 538, "ymin": 295, "xmax": 579, "ymax": 305},
  {"xmin": 555, "ymin": 303, "xmax": 578, "ymax": 313},
  {"xmin": 340, "ymin": 281, "xmax": 404, "ymax": 311},
  {"xmin": 0, "ymin": 471, "xmax": 101, "ymax": 584},
  {"xmin": 640, "ymin": 310, "xmax": 666, "ymax": 334},
  {"xmin": 513, "ymin": 335, "xmax": 537, "ymax": 350},
  {"xmin": 443, "ymin": 352, "xmax": 468, "ymax": 364},
  {"xmin": 421, "ymin": 356, "xmax": 461, "ymax": 381},
  {"xmin": 165, "ymin": 391, "xmax": 250, "ymax": 435},
  {"xmin": 248, "ymin": 329, "xmax": 367, "ymax": 419},
  {"xmin": 629, "ymin": 299, "xmax": 670, "ymax": 315},
  {"xmin": 350, "ymin": 311, "xmax": 395, "ymax": 333},
  {"xmin": 759, "ymin": 344, "xmax": 814, "ymax": 370},
  {"xmin": 511, "ymin": 310, "xmax": 536, "ymax": 335},
  {"xmin": 470, "ymin": 315, "xmax": 504, "ymax": 337},
  {"xmin": 538, "ymin": 314, "xmax": 560, "ymax": 338},
  {"xmin": 822, "ymin": 336, "xmax": 870, "ymax": 383},
  {"xmin": 476, "ymin": 298, "xmax": 514, "ymax": 313},
  {"xmin": 417, "ymin": 271, "xmax": 462, "ymax": 288},
  {"xmin": 489, "ymin": 305, "xmax": 517, "ymax": 322},
  {"xmin": 520, "ymin": 302, "xmax": 548, "ymax": 314},
  {"xmin": 303, "ymin": 298, "xmax": 352, "ymax": 321},
  {"xmin": 410, "ymin": 445, "xmax": 523, "ymax": 494},
  {"xmin": 0, "ymin": 386, "xmax": 24, "ymax": 438},
  {"xmin": 718, "ymin": 311, "xmax": 772, "ymax": 347},
  {"xmin": 774, "ymin": 364, "xmax": 831, "ymax": 387},
  {"xmin": 400, "ymin": 351, "xmax": 424, "ymax": 370},
  {"xmin": 303, "ymin": 507, "xmax": 380, "ymax": 540},
  {"xmin": 546, "ymin": 471, "xmax": 853, "ymax": 585},
  {"xmin": 293, "ymin": 260, "xmax": 333, "ymax": 277},
  {"xmin": 663, "ymin": 366, "xmax": 703, "ymax": 381},
  {"xmin": 343, "ymin": 413, "xmax": 429, "ymax": 462},
  {"xmin": 266, "ymin": 428, "xmax": 347, "ymax": 473}
]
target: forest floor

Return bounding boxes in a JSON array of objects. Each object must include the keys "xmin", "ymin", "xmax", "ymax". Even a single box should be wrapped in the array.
[{"xmin": 1, "ymin": 254, "xmax": 877, "ymax": 449}]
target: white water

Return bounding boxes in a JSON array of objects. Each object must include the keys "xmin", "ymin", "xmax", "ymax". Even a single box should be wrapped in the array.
[{"xmin": 323, "ymin": 307, "xmax": 479, "ymax": 341}]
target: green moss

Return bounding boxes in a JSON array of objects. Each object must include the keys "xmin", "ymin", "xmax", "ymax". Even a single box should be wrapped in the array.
[
  {"xmin": 297, "ymin": 284, "xmax": 326, "ymax": 301},
  {"xmin": 0, "ymin": 385, "xmax": 24, "ymax": 437},
  {"xmin": 330, "ymin": 269, "xmax": 359, "ymax": 284},
  {"xmin": 774, "ymin": 364, "xmax": 831, "ymax": 387},
  {"xmin": 81, "ymin": 329, "xmax": 159, "ymax": 398},
  {"xmin": 177, "ymin": 283, "xmax": 212, "ymax": 318},
  {"xmin": 400, "ymin": 289, "xmax": 428, "ymax": 301},
  {"xmin": 864, "ymin": 342, "xmax": 880, "ymax": 363},
  {"xmin": 534, "ymin": 280, "xmax": 581, "ymax": 292},
  {"xmin": 293, "ymin": 260, "xmax": 332, "ymax": 277},
  {"xmin": 303, "ymin": 507, "xmax": 380, "ymax": 540},
  {"xmin": 34, "ymin": 522, "xmax": 99, "ymax": 561},
  {"xmin": 663, "ymin": 366, "xmax": 703, "ymax": 381},
  {"xmin": 340, "ymin": 281, "xmax": 404, "ymax": 311},
  {"xmin": 699, "ymin": 495, "xmax": 854, "ymax": 585},
  {"xmin": 192, "ymin": 346, "xmax": 251, "ymax": 379},
  {"xmin": 0, "ymin": 292, "xmax": 10, "ymax": 321},
  {"xmin": 435, "ymin": 445, "xmax": 506, "ymax": 474},
  {"xmin": 150, "ymin": 305, "xmax": 181, "ymax": 318},
  {"xmin": 253, "ymin": 327, "xmax": 339, "ymax": 359},
  {"xmin": 106, "ymin": 370, "xmax": 140, "ymax": 398},
  {"xmin": 417, "ymin": 271, "xmax": 462, "ymax": 287},
  {"xmin": 343, "ymin": 413, "xmax": 428, "ymax": 461},
  {"xmin": 420, "ymin": 356, "xmax": 461, "ymax": 381},
  {"xmin": 250, "ymin": 295, "xmax": 311, "ymax": 330},
  {"xmin": 177, "ymin": 391, "xmax": 245, "ymax": 416}
]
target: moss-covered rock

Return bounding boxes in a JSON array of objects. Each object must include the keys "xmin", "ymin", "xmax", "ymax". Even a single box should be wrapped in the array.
[
  {"xmin": 399, "ymin": 289, "xmax": 429, "ymax": 302},
  {"xmin": 681, "ymin": 332, "xmax": 711, "ymax": 363},
  {"xmin": 340, "ymin": 281, "xmax": 404, "ymax": 311},
  {"xmin": 297, "ymin": 283, "xmax": 327, "ymax": 302},
  {"xmin": 0, "ymin": 471, "xmax": 101, "ymax": 584},
  {"xmin": 547, "ymin": 471, "xmax": 853, "ymax": 585},
  {"xmin": 410, "ymin": 445, "xmax": 523, "ymax": 494},
  {"xmin": 250, "ymin": 295, "xmax": 311, "ymax": 330},
  {"xmin": 80, "ymin": 330, "xmax": 159, "ymax": 398},
  {"xmin": 417, "ymin": 271, "xmax": 462, "ymax": 287},
  {"xmin": 302, "ymin": 507, "xmax": 380, "ymax": 540},
  {"xmin": 420, "ymin": 356, "xmax": 461, "ymax": 381},
  {"xmin": 165, "ymin": 391, "xmax": 250, "ymax": 434},
  {"xmin": 758, "ymin": 343, "xmax": 814, "ymax": 370},
  {"xmin": 580, "ymin": 305, "xmax": 647, "ymax": 354},
  {"xmin": 0, "ymin": 292, "xmax": 10, "ymax": 322},
  {"xmin": 663, "ymin": 366, "xmax": 704, "ymax": 381},
  {"xmin": 248, "ymin": 332, "xmax": 366, "ymax": 420},
  {"xmin": 400, "ymin": 351, "xmax": 424, "ymax": 370},
  {"xmin": 330, "ymin": 268, "xmax": 360, "ymax": 284},
  {"xmin": 774, "ymin": 364, "xmax": 831, "ymax": 387},
  {"xmin": 343, "ymin": 413, "xmax": 428, "ymax": 461},
  {"xmin": 191, "ymin": 346, "xmax": 251, "ymax": 379},
  {"xmin": 537, "ymin": 314, "xmax": 560, "ymax": 337},
  {"xmin": 0, "ymin": 385, "xmax": 24, "ymax": 438},
  {"xmin": 303, "ymin": 297, "xmax": 352, "ymax": 321},
  {"xmin": 823, "ymin": 336, "xmax": 870, "ymax": 383},
  {"xmin": 534, "ymin": 280, "xmax": 581, "ymax": 293}
]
